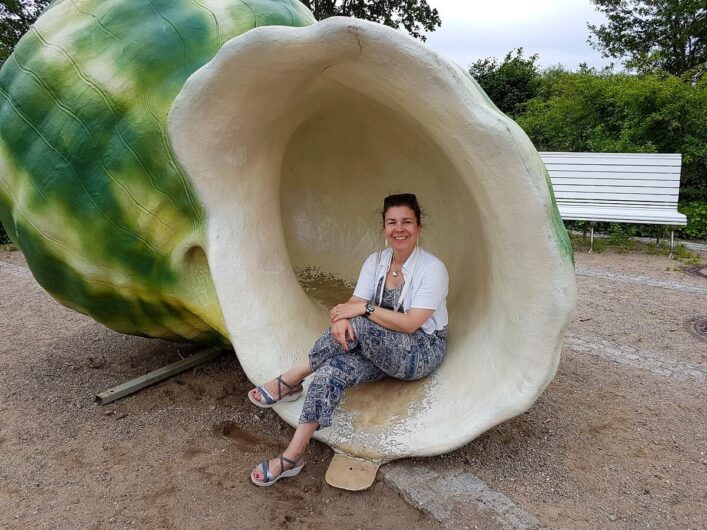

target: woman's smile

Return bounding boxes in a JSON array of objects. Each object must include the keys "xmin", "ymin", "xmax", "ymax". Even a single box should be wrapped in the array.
[{"xmin": 385, "ymin": 205, "xmax": 420, "ymax": 253}]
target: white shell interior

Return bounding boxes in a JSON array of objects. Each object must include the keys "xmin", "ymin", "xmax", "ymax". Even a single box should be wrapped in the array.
[{"xmin": 168, "ymin": 18, "xmax": 576, "ymax": 461}]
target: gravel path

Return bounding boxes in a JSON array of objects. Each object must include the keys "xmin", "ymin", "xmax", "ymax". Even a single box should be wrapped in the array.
[
  {"xmin": 382, "ymin": 464, "xmax": 546, "ymax": 530},
  {"xmin": 0, "ymin": 260, "xmax": 32, "ymax": 278},
  {"xmin": 565, "ymin": 332, "xmax": 705, "ymax": 388},
  {"xmin": 576, "ymin": 266, "xmax": 707, "ymax": 295}
]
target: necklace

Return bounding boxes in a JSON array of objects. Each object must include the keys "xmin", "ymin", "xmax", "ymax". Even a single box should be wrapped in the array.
[
  {"xmin": 390, "ymin": 257, "xmax": 402, "ymax": 277},
  {"xmin": 377, "ymin": 246, "xmax": 420, "ymax": 313}
]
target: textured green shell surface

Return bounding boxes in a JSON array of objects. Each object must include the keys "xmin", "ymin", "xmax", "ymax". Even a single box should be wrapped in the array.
[
  {"xmin": 544, "ymin": 170, "xmax": 574, "ymax": 263},
  {"xmin": 0, "ymin": 0, "xmax": 314, "ymax": 342}
]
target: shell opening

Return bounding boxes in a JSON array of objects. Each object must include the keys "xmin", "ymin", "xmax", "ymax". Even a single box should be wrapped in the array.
[{"xmin": 169, "ymin": 18, "xmax": 575, "ymax": 460}]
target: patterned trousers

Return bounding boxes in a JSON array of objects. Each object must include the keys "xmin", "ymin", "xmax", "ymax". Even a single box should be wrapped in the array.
[{"xmin": 298, "ymin": 316, "xmax": 446, "ymax": 429}]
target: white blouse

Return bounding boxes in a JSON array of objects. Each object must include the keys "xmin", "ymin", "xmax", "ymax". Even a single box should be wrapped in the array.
[{"xmin": 352, "ymin": 247, "xmax": 449, "ymax": 334}]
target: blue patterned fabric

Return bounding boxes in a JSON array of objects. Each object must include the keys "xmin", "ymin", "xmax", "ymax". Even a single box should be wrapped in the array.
[{"xmin": 299, "ymin": 281, "xmax": 447, "ymax": 429}]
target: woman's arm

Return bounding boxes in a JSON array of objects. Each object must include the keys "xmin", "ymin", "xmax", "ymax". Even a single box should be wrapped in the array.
[
  {"xmin": 367, "ymin": 305, "xmax": 434, "ymax": 334},
  {"xmin": 330, "ymin": 300, "xmax": 433, "ymax": 334},
  {"xmin": 328, "ymin": 295, "xmax": 365, "ymax": 320},
  {"xmin": 328, "ymin": 296, "xmax": 367, "ymax": 351}
]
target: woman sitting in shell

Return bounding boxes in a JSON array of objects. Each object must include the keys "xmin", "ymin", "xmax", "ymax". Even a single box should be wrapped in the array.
[{"xmin": 249, "ymin": 193, "xmax": 449, "ymax": 486}]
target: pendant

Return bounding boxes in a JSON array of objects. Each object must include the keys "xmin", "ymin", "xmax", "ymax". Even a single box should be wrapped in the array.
[{"xmin": 392, "ymin": 271, "xmax": 398, "ymax": 277}]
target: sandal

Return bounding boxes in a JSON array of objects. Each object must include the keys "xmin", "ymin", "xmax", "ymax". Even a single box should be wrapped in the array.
[
  {"xmin": 251, "ymin": 454, "xmax": 305, "ymax": 487},
  {"xmin": 248, "ymin": 375, "xmax": 303, "ymax": 409}
]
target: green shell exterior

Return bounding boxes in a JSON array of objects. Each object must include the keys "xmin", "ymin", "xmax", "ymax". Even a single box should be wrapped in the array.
[
  {"xmin": 0, "ymin": 0, "xmax": 315, "ymax": 342},
  {"xmin": 544, "ymin": 170, "xmax": 574, "ymax": 263}
]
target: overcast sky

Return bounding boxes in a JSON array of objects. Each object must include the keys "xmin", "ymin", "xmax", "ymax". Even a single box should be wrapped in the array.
[{"xmin": 424, "ymin": 0, "xmax": 613, "ymax": 70}]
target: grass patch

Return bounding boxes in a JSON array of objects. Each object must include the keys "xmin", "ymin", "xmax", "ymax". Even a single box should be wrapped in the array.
[
  {"xmin": 0, "ymin": 243, "xmax": 18, "ymax": 252},
  {"xmin": 569, "ymin": 233, "xmax": 702, "ymax": 265}
]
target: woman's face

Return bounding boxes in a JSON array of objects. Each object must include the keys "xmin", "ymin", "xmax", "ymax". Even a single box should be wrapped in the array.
[{"xmin": 384, "ymin": 205, "xmax": 420, "ymax": 254}]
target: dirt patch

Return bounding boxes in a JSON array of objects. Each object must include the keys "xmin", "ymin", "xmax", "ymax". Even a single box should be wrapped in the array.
[{"xmin": 0, "ymin": 249, "xmax": 437, "ymax": 529}]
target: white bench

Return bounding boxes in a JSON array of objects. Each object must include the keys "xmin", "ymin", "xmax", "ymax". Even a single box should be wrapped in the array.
[{"xmin": 540, "ymin": 152, "xmax": 687, "ymax": 257}]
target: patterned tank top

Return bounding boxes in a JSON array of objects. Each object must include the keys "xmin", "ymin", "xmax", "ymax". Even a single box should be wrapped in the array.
[{"xmin": 375, "ymin": 277, "xmax": 405, "ymax": 313}]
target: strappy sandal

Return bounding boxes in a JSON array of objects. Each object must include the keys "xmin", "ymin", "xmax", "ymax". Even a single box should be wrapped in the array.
[
  {"xmin": 251, "ymin": 454, "xmax": 305, "ymax": 487},
  {"xmin": 248, "ymin": 375, "xmax": 303, "ymax": 409}
]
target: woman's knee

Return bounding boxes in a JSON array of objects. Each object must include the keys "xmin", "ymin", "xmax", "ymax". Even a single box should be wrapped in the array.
[
  {"xmin": 308, "ymin": 329, "xmax": 340, "ymax": 370},
  {"xmin": 311, "ymin": 357, "xmax": 358, "ymax": 388},
  {"xmin": 311, "ymin": 362, "xmax": 335, "ymax": 383}
]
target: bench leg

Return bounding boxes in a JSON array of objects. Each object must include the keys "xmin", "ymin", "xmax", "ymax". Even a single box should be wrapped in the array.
[
  {"xmin": 669, "ymin": 229, "xmax": 675, "ymax": 259},
  {"xmin": 589, "ymin": 225, "xmax": 594, "ymax": 254}
]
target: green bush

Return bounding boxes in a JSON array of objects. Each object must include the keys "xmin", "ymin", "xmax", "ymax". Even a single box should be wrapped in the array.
[
  {"xmin": 678, "ymin": 201, "xmax": 707, "ymax": 239},
  {"xmin": 518, "ymin": 71, "xmax": 707, "ymax": 201},
  {"xmin": 469, "ymin": 48, "xmax": 542, "ymax": 117}
]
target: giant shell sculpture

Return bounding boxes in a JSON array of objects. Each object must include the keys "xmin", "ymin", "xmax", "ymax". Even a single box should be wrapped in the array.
[{"xmin": 0, "ymin": 0, "xmax": 576, "ymax": 485}]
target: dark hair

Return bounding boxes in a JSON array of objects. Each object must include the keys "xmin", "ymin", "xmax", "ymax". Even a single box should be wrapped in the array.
[{"xmin": 382, "ymin": 193, "xmax": 423, "ymax": 226}]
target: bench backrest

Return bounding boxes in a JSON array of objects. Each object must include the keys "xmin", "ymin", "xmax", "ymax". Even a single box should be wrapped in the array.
[{"xmin": 540, "ymin": 152, "xmax": 682, "ymax": 210}]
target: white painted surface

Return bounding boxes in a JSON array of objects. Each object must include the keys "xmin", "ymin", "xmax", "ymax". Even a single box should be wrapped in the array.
[{"xmin": 541, "ymin": 152, "xmax": 687, "ymax": 226}]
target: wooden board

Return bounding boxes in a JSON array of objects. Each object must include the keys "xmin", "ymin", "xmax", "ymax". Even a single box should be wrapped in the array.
[
  {"xmin": 540, "ymin": 152, "xmax": 681, "ymax": 165},
  {"xmin": 550, "ymin": 177, "xmax": 680, "ymax": 187},
  {"xmin": 95, "ymin": 347, "xmax": 226, "ymax": 405},
  {"xmin": 325, "ymin": 453, "xmax": 381, "ymax": 491},
  {"xmin": 544, "ymin": 163, "xmax": 680, "ymax": 173},
  {"xmin": 557, "ymin": 205, "xmax": 687, "ymax": 224}
]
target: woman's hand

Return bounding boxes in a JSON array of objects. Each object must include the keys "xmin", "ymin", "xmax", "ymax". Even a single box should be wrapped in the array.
[
  {"xmin": 330, "ymin": 301, "xmax": 367, "ymax": 323},
  {"xmin": 331, "ymin": 319, "xmax": 356, "ymax": 352}
]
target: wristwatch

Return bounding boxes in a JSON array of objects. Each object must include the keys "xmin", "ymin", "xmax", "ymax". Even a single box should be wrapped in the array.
[{"xmin": 364, "ymin": 302, "xmax": 376, "ymax": 318}]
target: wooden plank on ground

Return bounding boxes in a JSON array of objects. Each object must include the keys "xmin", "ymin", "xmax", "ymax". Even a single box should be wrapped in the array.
[{"xmin": 95, "ymin": 346, "xmax": 227, "ymax": 405}]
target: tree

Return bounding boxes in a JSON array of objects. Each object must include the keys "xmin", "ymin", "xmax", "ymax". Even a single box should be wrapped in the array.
[
  {"xmin": 1, "ymin": 0, "xmax": 50, "ymax": 63},
  {"xmin": 299, "ymin": 0, "xmax": 441, "ymax": 40},
  {"xmin": 468, "ymin": 48, "xmax": 541, "ymax": 117},
  {"xmin": 517, "ymin": 70, "xmax": 707, "ymax": 200},
  {"xmin": 588, "ymin": 0, "xmax": 707, "ymax": 79}
]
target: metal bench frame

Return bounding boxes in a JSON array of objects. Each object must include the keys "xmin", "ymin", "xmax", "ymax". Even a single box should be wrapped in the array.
[{"xmin": 541, "ymin": 152, "xmax": 687, "ymax": 257}]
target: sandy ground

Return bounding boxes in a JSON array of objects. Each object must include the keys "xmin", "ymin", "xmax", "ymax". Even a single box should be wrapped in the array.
[{"xmin": 0, "ymin": 246, "xmax": 705, "ymax": 529}]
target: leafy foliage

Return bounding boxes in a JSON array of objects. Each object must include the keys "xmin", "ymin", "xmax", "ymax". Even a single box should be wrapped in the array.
[
  {"xmin": 0, "ymin": 0, "xmax": 49, "ymax": 63},
  {"xmin": 587, "ymin": 0, "xmax": 707, "ymax": 79},
  {"xmin": 678, "ymin": 201, "xmax": 707, "ymax": 239},
  {"xmin": 470, "ymin": 50, "xmax": 707, "ymax": 240},
  {"xmin": 517, "ymin": 69, "xmax": 707, "ymax": 202},
  {"xmin": 538, "ymin": 70, "xmax": 707, "ymax": 240},
  {"xmin": 468, "ymin": 48, "xmax": 541, "ymax": 117},
  {"xmin": 299, "ymin": 0, "xmax": 440, "ymax": 40}
]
